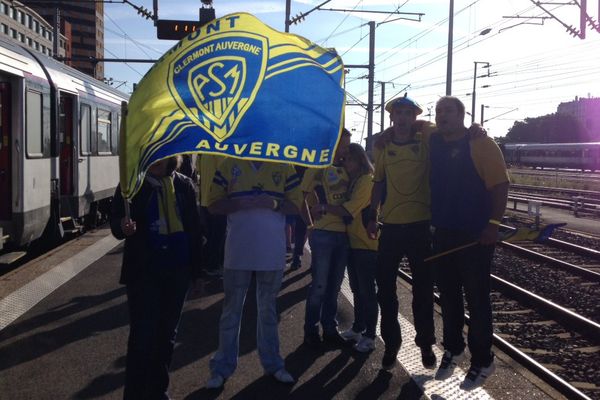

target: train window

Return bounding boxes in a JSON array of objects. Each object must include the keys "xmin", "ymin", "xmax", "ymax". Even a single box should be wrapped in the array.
[
  {"xmin": 80, "ymin": 104, "xmax": 91, "ymax": 155},
  {"xmin": 97, "ymin": 109, "xmax": 111, "ymax": 154},
  {"xmin": 26, "ymin": 90, "xmax": 43, "ymax": 157},
  {"xmin": 111, "ymin": 113, "xmax": 120, "ymax": 155}
]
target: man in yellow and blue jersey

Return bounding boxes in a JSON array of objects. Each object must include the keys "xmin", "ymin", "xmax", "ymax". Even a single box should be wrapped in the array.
[
  {"xmin": 204, "ymin": 158, "xmax": 303, "ymax": 389},
  {"xmin": 366, "ymin": 95, "xmax": 437, "ymax": 371},
  {"xmin": 300, "ymin": 128, "xmax": 352, "ymax": 349}
]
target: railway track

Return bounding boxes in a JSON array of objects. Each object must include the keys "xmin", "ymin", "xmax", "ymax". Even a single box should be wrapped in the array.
[{"xmin": 398, "ymin": 231, "xmax": 600, "ymax": 400}]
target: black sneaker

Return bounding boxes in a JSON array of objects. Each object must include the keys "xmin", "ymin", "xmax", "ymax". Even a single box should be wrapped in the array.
[
  {"xmin": 381, "ymin": 351, "xmax": 398, "ymax": 370},
  {"xmin": 420, "ymin": 346, "xmax": 437, "ymax": 369},
  {"xmin": 460, "ymin": 361, "xmax": 496, "ymax": 391},
  {"xmin": 322, "ymin": 331, "xmax": 350, "ymax": 348},
  {"xmin": 435, "ymin": 350, "xmax": 465, "ymax": 380},
  {"xmin": 303, "ymin": 333, "xmax": 322, "ymax": 349}
]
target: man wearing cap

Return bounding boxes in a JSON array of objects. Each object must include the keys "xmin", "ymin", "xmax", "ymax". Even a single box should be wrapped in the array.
[
  {"xmin": 366, "ymin": 94, "xmax": 437, "ymax": 370},
  {"xmin": 429, "ymin": 96, "xmax": 508, "ymax": 390}
]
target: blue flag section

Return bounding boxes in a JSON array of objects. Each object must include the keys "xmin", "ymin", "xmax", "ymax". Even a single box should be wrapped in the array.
[{"xmin": 121, "ymin": 12, "xmax": 345, "ymax": 199}]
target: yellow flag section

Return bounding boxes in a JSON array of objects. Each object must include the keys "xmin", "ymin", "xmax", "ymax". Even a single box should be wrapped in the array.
[{"xmin": 120, "ymin": 12, "xmax": 345, "ymax": 199}]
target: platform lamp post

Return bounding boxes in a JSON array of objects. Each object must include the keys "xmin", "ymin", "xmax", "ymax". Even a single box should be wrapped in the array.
[
  {"xmin": 471, "ymin": 61, "xmax": 490, "ymax": 124},
  {"xmin": 445, "ymin": 0, "xmax": 454, "ymax": 95},
  {"xmin": 481, "ymin": 104, "xmax": 489, "ymax": 125}
]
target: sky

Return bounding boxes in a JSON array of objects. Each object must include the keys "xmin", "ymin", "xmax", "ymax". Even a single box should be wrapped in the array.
[{"xmin": 103, "ymin": 0, "xmax": 600, "ymax": 141}]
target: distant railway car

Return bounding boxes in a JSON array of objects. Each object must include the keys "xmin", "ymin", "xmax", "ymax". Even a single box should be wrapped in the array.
[
  {"xmin": 502, "ymin": 142, "xmax": 600, "ymax": 172},
  {"xmin": 0, "ymin": 37, "xmax": 128, "ymax": 250}
]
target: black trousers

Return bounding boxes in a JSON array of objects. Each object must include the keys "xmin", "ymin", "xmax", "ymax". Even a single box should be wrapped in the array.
[
  {"xmin": 124, "ymin": 266, "xmax": 190, "ymax": 400},
  {"xmin": 432, "ymin": 228, "xmax": 495, "ymax": 368},
  {"xmin": 375, "ymin": 221, "xmax": 435, "ymax": 354},
  {"xmin": 292, "ymin": 215, "xmax": 307, "ymax": 259},
  {"xmin": 201, "ymin": 207, "xmax": 227, "ymax": 271}
]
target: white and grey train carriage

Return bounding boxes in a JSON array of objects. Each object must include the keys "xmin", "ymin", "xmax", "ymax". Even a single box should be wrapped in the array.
[{"xmin": 0, "ymin": 37, "xmax": 128, "ymax": 256}]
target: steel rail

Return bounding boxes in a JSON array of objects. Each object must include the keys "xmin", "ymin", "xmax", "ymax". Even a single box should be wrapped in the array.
[
  {"xmin": 499, "ymin": 241, "xmax": 600, "ymax": 281},
  {"xmin": 546, "ymin": 237, "xmax": 600, "ymax": 260},
  {"xmin": 397, "ymin": 270, "xmax": 593, "ymax": 400}
]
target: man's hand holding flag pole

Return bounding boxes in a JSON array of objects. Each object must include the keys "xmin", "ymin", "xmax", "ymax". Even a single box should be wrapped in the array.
[{"xmin": 424, "ymin": 223, "xmax": 567, "ymax": 262}]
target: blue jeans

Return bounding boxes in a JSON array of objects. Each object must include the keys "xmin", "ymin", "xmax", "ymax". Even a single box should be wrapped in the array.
[
  {"xmin": 347, "ymin": 249, "xmax": 378, "ymax": 338},
  {"xmin": 124, "ymin": 266, "xmax": 190, "ymax": 400},
  {"xmin": 210, "ymin": 269, "xmax": 284, "ymax": 378},
  {"xmin": 304, "ymin": 230, "xmax": 349, "ymax": 336},
  {"xmin": 433, "ymin": 228, "xmax": 495, "ymax": 368}
]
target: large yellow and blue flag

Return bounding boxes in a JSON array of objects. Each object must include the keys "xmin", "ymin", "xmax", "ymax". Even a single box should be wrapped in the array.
[{"xmin": 120, "ymin": 12, "xmax": 345, "ymax": 199}]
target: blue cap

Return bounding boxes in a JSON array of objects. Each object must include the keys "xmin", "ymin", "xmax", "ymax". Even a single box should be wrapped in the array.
[{"xmin": 385, "ymin": 93, "xmax": 423, "ymax": 115}]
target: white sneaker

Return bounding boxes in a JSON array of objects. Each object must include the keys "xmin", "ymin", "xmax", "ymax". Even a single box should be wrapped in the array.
[
  {"xmin": 205, "ymin": 373, "xmax": 224, "ymax": 389},
  {"xmin": 434, "ymin": 350, "xmax": 465, "ymax": 380},
  {"xmin": 354, "ymin": 336, "xmax": 376, "ymax": 353},
  {"xmin": 273, "ymin": 368, "xmax": 295, "ymax": 384},
  {"xmin": 460, "ymin": 361, "xmax": 496, "ymax": 391},
  {"xmin": 340, "ymin": 328, "xmax": 363, "ymax": 341}
]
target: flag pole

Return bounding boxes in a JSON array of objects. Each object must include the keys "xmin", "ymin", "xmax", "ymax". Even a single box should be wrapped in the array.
[
  {"xmin": 424, "ymin": 242, "xmax": 477, "ymax": 262},
  {"xmin": 119, "ymin": 101, "xmax": 131, "ymax": 220}
]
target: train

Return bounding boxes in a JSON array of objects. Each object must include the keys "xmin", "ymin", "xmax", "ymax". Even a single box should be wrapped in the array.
[
  {"xmin": 502, "ymin": 142, "xmax": 600, "ymax": 172},
  {"xmin": 0, "ymin": 36, "xmax": 128, "ymax": 253}
]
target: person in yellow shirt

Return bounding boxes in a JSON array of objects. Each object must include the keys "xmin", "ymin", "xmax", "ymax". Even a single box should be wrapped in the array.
[
  {"xmin": 205, "ymin": 159, "xmax": 303, "ymax": 388},
  {"xmin": 366, "ymin": 95, "xmax": 437, "ymax": 371},
  {"xmin": 336, "ymin": 143, "xmax": 379, "ymax": 353},
  {"xmin": 301, "ymin": 128, "xmax": 352, "ymax": 349}
]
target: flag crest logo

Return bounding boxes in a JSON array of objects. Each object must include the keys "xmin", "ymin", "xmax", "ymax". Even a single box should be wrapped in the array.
[
  {"xmin": 168, "ymin": 33, "xmax": 268, "ymax": 141},
  {"xmin": 120, "ymin": 13, "xmax": 345, "ymax": 199}
]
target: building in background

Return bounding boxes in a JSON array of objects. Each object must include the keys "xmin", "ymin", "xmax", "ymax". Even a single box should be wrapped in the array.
[
  {"xmin": 22, "ymin": 0, "xmax": 104, "ymax": 80},
  {"xmin": 558, "ymin": 96, "xmax": 600, "ymax": 141},
  {"xmin": 0, "ymin": 0, "xmax": 67, "ymax": 58}
]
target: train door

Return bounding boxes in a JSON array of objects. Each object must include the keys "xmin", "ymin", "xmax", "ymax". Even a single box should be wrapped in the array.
[
  {"xmin": 0, "ymin": 82, "xmax": 11, "ymax": 220},
  {"xmin": 59, "ymin": 93, "xmax": 75, "ymax": 197}
]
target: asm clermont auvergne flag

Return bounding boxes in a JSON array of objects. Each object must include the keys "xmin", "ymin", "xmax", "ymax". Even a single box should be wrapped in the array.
[{"xmin": 120, "ymin": 12, "xmax": 345, "ymax": 198}]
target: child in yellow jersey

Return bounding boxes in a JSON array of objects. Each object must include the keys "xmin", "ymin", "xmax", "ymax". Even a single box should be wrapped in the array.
[{"xmin": 300, "ymin": 128, "xmax": 352, "ymax": 349}]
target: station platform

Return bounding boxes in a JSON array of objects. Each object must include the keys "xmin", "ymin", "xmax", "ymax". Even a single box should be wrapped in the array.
[{"xmin": 0, "ymin": 227, "xmax": 566, "ymax": 399}]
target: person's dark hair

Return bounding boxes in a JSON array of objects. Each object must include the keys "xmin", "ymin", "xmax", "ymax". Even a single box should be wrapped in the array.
[
  {"xmin": 347, "ymin": 142, "xmax": 373, "ymax": 176},
  {"xmin": 437, "ymin": 96, "xmax": 465, "ymax": 117},
  {"xmin": 166, "ymin": 155, "xmax": 182, "ymax": 175}
]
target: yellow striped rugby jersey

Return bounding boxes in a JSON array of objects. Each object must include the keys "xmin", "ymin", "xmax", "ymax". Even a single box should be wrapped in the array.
[
  {"xmin": 300, "ymin": 165, "xmax": 350, "ymax": 232},
  {"xmin": 345, "ymin": 174, "xmax": 378, "ymax": 250},
  {"xmin": 373, "ymin": 129, "xmax": 432, "ymax": 224},
  {"xmin": 197, "ymin": 154, "xmax": 226, "ymax": 207},
  {"xmin": 208, "ymin": 159, "xmax": 303, "ymax": 209}
]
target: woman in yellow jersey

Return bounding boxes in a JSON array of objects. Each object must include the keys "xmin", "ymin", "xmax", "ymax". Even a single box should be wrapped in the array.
[
  {"xmin": 301, "ymin": 129, "xmax": 352, "ymax": 348},
  {"xmin": 338, "ymin": 143, "xmax": 380, "ymax": 352}
]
